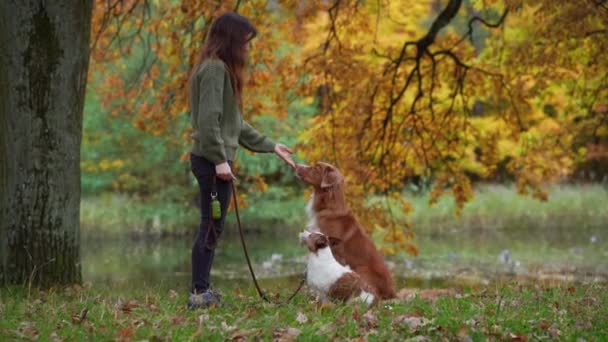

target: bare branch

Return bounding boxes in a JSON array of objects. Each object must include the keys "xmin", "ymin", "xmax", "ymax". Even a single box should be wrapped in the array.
[{"xmin": 415, "ymin": 0, "xmax": 462, "ymax": 58}]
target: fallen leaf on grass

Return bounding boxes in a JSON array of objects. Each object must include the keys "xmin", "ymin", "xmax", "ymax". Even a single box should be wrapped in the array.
[
  {"xmin": 171, "ymin": 315, "xmax": 187, "ymax": 326},
  {"xmin": 317, "ymin": 301, "xmax": 335, "ymax": 310},
  {"xmin": 315, "ymin": 323, "xmax": 335, "ymax": 336},
  {"xmin": 191, "ymin": 314, "xmax": 209, "ymax": 340},
  {"xmin": 168, "ymin": 289, "xmax": 178, "ymax": 300},
  {"xmin": 507, "ymin": 332, "xmax": 528, "ymax": 341},
  {"xmin": 191, "ymin": 325, "xmax": 204, "ymax": 340},
  {"xmin": 464, "ymin": 318, "xmax": 478, "ymax": 327},
  {"xmin": 231, "ymin": 328, "xmax": 262, "ymax": 341},
  {"xmin": 458, "ymin": 325, "xmax": 469, "ymax": 338},
  {"xmin": 131, "ymin": 318, "xmax": 146, "ymax": 330},
  {"xmin": 116, "ymin": 327, "xmax": 134, "ymax": 342},
  {"xmin": 272, "ymin": 327, "xmax": 301, "ymax": 342},
  {"xmin": 576, "ymin": 319, "xmax": 592, "ymax": 330},
  {"xmin": 233, "ymin": 288, "xmax": 245, "ymax": 299},
  {"xmin": 336, "ymin": 314, "xmax": 347, "ymax": 326},
  {"xmin": 537, "ymin": 320, "xmax": 549, "ymax": 330},
  {"xmin": 397, "ymin": 288, "xmax": 457, "ymax": 300},
  {"xmin": 244, "ymin": 306, "xmax": 257, "ymax": 317},
  {"xmin": 394, "ymin": 315, "xmax": 433, "ymax": 331},
  {"xmin": 82, "ymin": 321, "xmax": 96, "ymax": 334},
  {"xmin": 221, "ymin": 321, "xmax": 236, "ymax": 332},
  {"xmin": 147, "ymin": 304, "xmax": 160, "ymax": 313},
  {"xmin": 397, "ymin": 288, "xmax": 418, "ymax": 300},
  {"xmin": 549, "ymin": 324, "xmax": 561, "ymax": 339},
  {"xmin": 404, "ymin": 336, "xmax": 430, "ymax": 342},
  {"xmin": 199, "ymin": 314, "xmax": 209, "ymax": 324},
  {"xmin": 116, "ymin": 299, "xmax": 140, "ymax": 314},
  {"xmin": 16, "ymin": 321, "xmax": 39, "ymax": 340},
  {"xmin": 296, "ymin": 312, "xmax": 308, "ymax": 324},
  {"xmin": 363, "ymin": 329, "xmax": 379, "ymax": 338},
  {"xmin": 71, "ymin": 308, "xmax": 88, "ymax": 325},
  {"xmin": 361, "ymin": 310, "xmax": 378, "ymax": 329},
  {"xmin": 50, "ymin": 331, "xmax": 64, "ymax": 342}
]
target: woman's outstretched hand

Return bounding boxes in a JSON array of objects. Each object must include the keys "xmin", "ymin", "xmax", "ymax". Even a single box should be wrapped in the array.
[
  {"xmin": 215, "ymin": 162, "xmax": 237, "ymax": 181},
  {"xmin": 274, "ymin": 143, "xmax": 295, "ymax": 169}
]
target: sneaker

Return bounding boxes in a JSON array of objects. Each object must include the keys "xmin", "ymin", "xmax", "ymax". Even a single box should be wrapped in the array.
[{"xmin": 187, "ymin": 289, "xmax": 221, "ymax": 309}]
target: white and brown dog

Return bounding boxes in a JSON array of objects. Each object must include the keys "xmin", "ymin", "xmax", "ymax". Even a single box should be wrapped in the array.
[
  {"xmin": 297, "ymin": 162, "xmax": 396, "ymax": 299},
  {"xmin": 299, "ymin": 230, "xmax": 377, "ymax": 305}
]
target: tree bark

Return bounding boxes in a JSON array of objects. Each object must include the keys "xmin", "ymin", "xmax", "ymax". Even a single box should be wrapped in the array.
[{"xmin": 0, "ymin": 1, "xmax": 93, "ymax": 287}]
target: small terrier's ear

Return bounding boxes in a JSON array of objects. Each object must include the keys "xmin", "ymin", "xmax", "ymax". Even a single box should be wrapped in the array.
[{"xmin": 314, "ymin": 234, "xmax": 328, "ymax": 249}]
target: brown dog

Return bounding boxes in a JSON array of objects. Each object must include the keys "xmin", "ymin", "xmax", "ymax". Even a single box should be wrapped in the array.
[{"xmin": 296, "ymin": 162, "xmax": 397, "ymax": 299}]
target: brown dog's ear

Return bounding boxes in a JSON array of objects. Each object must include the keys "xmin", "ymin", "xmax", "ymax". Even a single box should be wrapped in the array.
[
  {"xmin": 314, "ymin": 234, "xmax": 329, "ymax": 250},
  {"xmin": 320, "ymin": 165, "xmax": 343, "ymax": 189}
]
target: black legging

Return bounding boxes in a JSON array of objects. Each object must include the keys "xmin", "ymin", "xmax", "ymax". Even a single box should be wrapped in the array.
[{"xmin": 190, "ymin": 154, "xmax": 232, "ymax": 293}]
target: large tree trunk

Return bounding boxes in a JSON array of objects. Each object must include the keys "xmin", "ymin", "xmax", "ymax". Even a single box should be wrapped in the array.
[{"xmin": 0, "ymin": 1, "xmax": 93, "ymax": 287}]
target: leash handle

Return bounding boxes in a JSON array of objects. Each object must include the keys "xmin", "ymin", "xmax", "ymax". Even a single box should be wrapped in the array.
[{"xmin": 231, "ymin": 181, "xmax": 306, "ymax": 304}]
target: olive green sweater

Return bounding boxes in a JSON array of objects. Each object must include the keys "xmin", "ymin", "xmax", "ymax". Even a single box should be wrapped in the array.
[{"xmin": 190, "ymin": 58, "xmax": 276, "ymax": 164}]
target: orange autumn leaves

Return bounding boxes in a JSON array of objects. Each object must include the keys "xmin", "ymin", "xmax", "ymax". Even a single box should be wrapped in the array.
[{"xmin": 90, "ymin": 0, "xmax": 607, "ymax": 255}]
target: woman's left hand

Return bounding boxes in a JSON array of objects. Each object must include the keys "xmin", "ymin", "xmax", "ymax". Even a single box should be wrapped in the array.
[{"xmin": 274, "ymin": 143, "xmax": 295, "ymax": 169}]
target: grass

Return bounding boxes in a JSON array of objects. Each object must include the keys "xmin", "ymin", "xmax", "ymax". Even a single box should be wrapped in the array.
[
  {"xmin": 80, "ymin": 187, "xmax": 308, "ymax": 238},
  {"xmin": 80, "ymin": 193, "xmax": 199, "ymax": 238},
  {"xmin": 1, "ymin": 282, "xmax": 606, "ymax": 341},
  {"xmin": 405, "ymin": 183, "xmax": 608, "ymax": 233},
  {"xmin": 80, "ymin": 183, "xmax": 608, "ymax": 237}
]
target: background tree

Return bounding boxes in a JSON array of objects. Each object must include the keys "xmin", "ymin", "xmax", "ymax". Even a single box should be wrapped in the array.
[
  {"xmin": 0, "ymin": 1, "xmax": 93, "ymax": 286},
  {"xmin": 88, "ymin": 0, "xmax": 607, "ymax": 255},
  {"xmin": 297, "ymin": 0, "xmax": 607, "ymax": 252}
]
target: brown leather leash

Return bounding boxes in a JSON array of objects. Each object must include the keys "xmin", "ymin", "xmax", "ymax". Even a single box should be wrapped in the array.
[{"xmin": 230, "ymin": 181, "xmax": 306, "ymax": 304}]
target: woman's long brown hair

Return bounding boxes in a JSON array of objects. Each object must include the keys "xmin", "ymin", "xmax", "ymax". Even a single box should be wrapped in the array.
[{"xmin": 191, "ymin": 12, "xmax": 257, "ymax": 106}]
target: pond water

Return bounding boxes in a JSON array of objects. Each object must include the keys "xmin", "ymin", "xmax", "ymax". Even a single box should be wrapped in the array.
[{"xmin": 81, "ymin": 223, "xmax": 607, "ymax": 294}]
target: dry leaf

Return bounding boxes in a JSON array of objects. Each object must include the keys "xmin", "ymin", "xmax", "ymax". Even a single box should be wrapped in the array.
[
  {"xmin": 147, "ymin": 304, "xmax": 160, "ymax": 312},
  {"xmin": 50, "ymin": 331, "xmax": 64, "ymax": 342},
  {"xmin": 222, "ymin": 321, "xmax": 236, "ymax": 332},
  {"xmin": 71, "ymin": 308, "xmax": 88, "ymax": 324},
  {"xmin": 361, "ymin": 310, "xmax": 378, "ymax": 329},
  {"xmin": 352, "ymin": 307, "xmax": 361, "ymax": 321},
  {"xmin": 549, "ymin": 324, "xmax": 561, "ymax": 339},
  {"xmin": 17, "ymin": 321, "xmax": 39, "ymax": 340},
  {"xmin": 231, "ymin": 328, "xmax": 261, "ymax": 341},
  {"xmin": 117, "ymin": 299, "xmax": 139, "ymax": 314},
  {"xmin": 171, "ymin": 315, "xmax": 187, "ymax": 325},
  {"xmin": 273, "ymin": 327, "xmax": 301, "ymax": 342},
  {"xmin": 191, "ymin": 315, "xmax": 207, "ymax": 340},
  {"xmin": 296, "ymin": 312, "xmax": 308, "ymax": 324},
  {"xmin": 460, "ymin": 336, "xmax": 473, "ymax": 342},
  {"xmin": 394, "ymin": 315, "xmax": 433, "ymax": 331},
  {"xmin": 404, "ymin": 336, "xmax": 430, "ymax": 342},
  {"xmin": 168, "ymin": 289, "xmax": 178, "ymax": 300},
  {"xmin": 457, "ymin": 325, "xmax": 469, "ymax": 338},
  {"xmin": 116, "ymin": 327, "xmax": 134, "ymax": 342},
  {"xmin": 315, "ymin": 323, "xmax": 335, "ymax": 336},
  {"xmin": 507, "ymin": 332, "xmax": 528, "ymax": 341}
]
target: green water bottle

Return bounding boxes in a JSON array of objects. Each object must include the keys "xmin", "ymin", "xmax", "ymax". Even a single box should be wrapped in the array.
[{"xmin": 211, "ymin": 193, "xmax": 221, "ymax": 220}]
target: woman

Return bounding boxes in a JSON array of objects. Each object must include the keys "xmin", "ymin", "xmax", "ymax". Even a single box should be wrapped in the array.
[{"xmin": 188, "ymin": 12, "xmax": 295, "ymax": 309}]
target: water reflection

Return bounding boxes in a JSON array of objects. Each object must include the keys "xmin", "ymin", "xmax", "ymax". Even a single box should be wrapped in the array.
[{"xmin": 82, "ymin": 225, "xmax": 607, "ymax": 293}]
